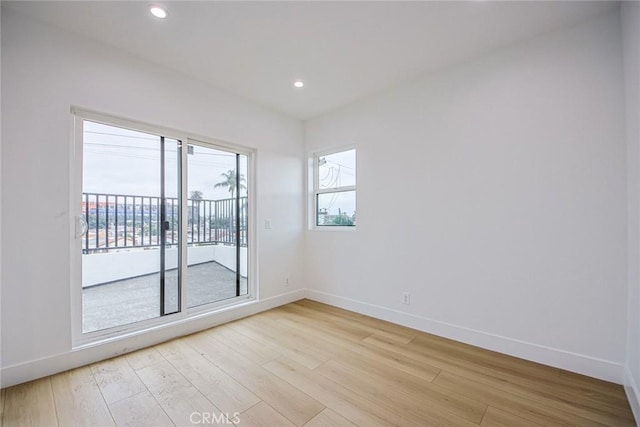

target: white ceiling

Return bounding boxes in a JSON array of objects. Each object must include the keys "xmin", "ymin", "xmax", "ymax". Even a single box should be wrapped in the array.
[{"xmin": 4, "ymin": 1, "xmax": 617, "ymax": 120}]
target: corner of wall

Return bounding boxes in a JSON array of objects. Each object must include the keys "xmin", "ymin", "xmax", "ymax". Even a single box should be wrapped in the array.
[
  {"xmin": 625, "ymin": 365, "xmax": 640, "ymax": 424},
  {"xmin": 622, "ymin": 0, "xmax": 640, "ymax": 424},
  {"xmin": 0, "ymin": 1, "xmax": 3, "ymax": 387}
]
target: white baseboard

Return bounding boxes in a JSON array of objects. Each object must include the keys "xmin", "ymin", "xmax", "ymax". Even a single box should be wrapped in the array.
[
  {"xmin": 1, "ymin": 288, "xmax": 627, "ymax": 388},
  {"xmin": 0, "ymin": 289, "xmax": 307, "ymax": 388},
  {"xmin": 306, "ymin": 290, "xmax": 625, "ymax": 384},
  {"xmin": 625, "ymin": 365, "xmax": 640, "ymax": 425}
]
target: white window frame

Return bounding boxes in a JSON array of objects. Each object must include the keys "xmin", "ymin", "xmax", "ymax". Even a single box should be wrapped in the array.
[
  {"xmin": 311, "ymin": 146, "xmax": 356, "ymax": 230},
  {"xmin": 70, "ymin": 107, "xmax": 257, "ymax": 347}
]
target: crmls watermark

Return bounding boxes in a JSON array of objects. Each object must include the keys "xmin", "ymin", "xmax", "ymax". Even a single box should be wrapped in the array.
[{"xmin": 190, "ymin": 411, "xmax": 241, "ymax": 425}]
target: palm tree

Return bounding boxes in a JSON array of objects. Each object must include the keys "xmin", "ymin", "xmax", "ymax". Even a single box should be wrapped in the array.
[
  {"xmin": 189, "ymin": 190, "xmax": 202, "ymax": 224},
  {"xmin": 214, "ymin": 170, "xmax": 246, "ymax": 198}
]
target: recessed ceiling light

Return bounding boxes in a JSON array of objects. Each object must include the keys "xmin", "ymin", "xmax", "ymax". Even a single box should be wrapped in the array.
[
  {"xmin": 150, "ymin": 6, "xmax": 168, "ymax": 19},
  {"xmin": 293, "ymin": 80, "xmax": 304, "ymax": 88}
]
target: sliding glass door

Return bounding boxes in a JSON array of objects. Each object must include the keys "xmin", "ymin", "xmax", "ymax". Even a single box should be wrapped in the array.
[{"xmin": 75, "ymin": 114, "xmax": 251, "ymax": 337}]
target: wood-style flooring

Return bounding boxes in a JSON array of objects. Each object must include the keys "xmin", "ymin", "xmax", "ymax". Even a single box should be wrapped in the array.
[{"xmin": 0, "ymin": 299, "xmax": 635, "ymax": 426}]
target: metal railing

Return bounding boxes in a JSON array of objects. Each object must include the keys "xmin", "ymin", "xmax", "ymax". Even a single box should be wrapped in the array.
[{"xmin": 82, "ymin": 193, "xmax": 248, "ymax": 254}]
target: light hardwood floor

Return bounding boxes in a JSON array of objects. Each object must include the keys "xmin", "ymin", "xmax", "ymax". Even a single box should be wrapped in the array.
[{"xmin": 0, "ymin": 299, "xmax": 635, "ymax": 426}]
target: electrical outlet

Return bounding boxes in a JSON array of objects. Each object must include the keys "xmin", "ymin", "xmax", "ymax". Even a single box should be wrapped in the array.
[
  {"xmin": 265, "ymin": 219, "xmax": 271, "ymax": 229},
  {"xmin": 402, "ymin": 292, "xmax": 411, "ymax": 305},
  {"xmin": 284, "ymin": 277, "xmax": 290, "ymax": 287}
]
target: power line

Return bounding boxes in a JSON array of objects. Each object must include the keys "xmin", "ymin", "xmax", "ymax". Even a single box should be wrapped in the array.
[
  {"xmin": 85, "ymin": 149, "xmax": 235, "ymax": 169},
  {"xmin": 85, "ymin": 130, "xmax": 161, "ymax": 142},
  {"xmin": 327, "ymin": 159, "xmax": 355, "ymax": 171},
  {"xmin": 85, "ymin": 140, "xmax": 237, "ymax": 157}
]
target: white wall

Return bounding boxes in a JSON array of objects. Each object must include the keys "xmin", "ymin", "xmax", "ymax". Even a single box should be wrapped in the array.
[
  {"xmin": 210, "ymin": 245, "xmax": 249, "ymax": 278},
  {"xmin": 305, "ymin": 11, "xmax": 628, "ymax": 382},
  {"xmin": 0, "ymin": 4, "xmax": 3, "ymax": 377},
  {"xmin": 0, "ymin": 8, "xmax": 304, "ymax": 383},
  {"xmin": 622, "ymin": 0, "xmax": 640, "ymax": 419}
]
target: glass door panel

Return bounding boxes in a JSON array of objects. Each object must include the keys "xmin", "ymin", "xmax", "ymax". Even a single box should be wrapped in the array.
[
  {"xmin": 162, "ymin": 138, "xmax": 181, "ymax": 315},
  {"xmin": 238, "ymin": 154, "xmax": 249, "ymax": 297},
  {"xmin": 81, "ymin": 121, "xmax": 179, "ymax": 333},
  {"xmin": 187, "ymin": 144, "xmax": 248, "ymax": 307}
]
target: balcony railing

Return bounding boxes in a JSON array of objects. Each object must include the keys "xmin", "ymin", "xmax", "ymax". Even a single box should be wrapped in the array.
[{"xmin": 82, "ymin": 192, "xmax": 248, "ymax": 254}]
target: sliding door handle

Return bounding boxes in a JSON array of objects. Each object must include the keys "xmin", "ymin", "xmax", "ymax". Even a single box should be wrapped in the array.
[{"xmin": 76, "ymin": 215, "xmax": 88, "ymax": 238}]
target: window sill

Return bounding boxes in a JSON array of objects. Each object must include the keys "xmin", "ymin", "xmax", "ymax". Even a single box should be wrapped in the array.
[{"xmin": 309, "ymin": 226, "xmax": 357, "ymax": 232}]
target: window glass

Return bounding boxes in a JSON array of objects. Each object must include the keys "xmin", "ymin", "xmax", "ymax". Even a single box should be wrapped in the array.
[
  {"xmin": 317, "ymin": 191, "xmax": 356, "ymax": 226},
  {"xmin": 314, "ymin": 148, "xmax": 356, "ymax": 227},
  {"xmin": 318, "ymin": 149, "xmax": 356, "ymax": 189}
]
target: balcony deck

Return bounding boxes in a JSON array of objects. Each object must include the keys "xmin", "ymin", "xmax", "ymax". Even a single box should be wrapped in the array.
[{"xmin": 82, "ymin": 261, "xmax": 248, "ymax": 333}]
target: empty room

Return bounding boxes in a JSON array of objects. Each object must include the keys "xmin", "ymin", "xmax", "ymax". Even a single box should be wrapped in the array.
[{"xmin": 1, "ymin": 0, "xmax": 640, "ymax": 426}]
